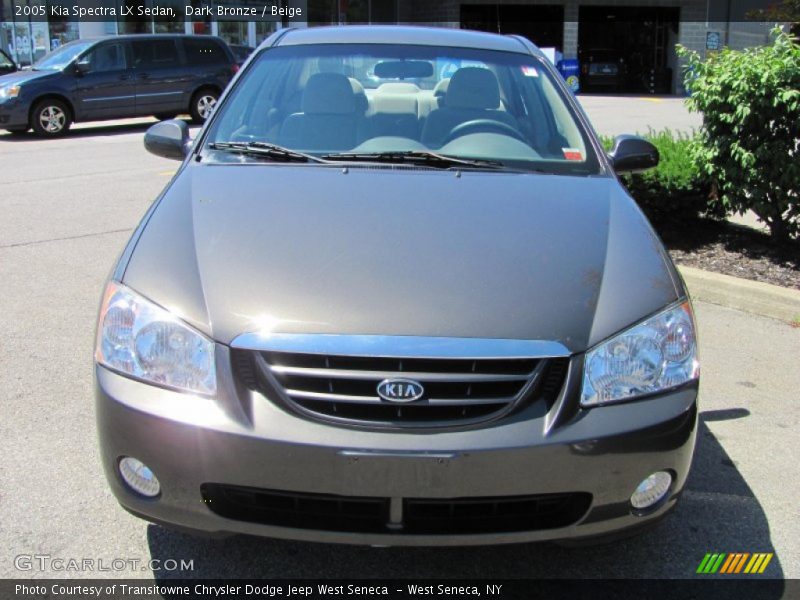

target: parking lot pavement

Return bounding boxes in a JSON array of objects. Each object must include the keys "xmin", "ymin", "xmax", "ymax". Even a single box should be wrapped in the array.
[
  {"xmin": 578, "ymin": 94, "xmax": 702, "ymax": 137},
  {"xmin": 1, "ymin": 122, "xmax": 797, "ymax": 583}
]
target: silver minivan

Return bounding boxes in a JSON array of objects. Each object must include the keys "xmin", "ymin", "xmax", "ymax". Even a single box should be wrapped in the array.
[{"xmin": 95, "ymin": 26, "xmax": 699, "ymax": 546}]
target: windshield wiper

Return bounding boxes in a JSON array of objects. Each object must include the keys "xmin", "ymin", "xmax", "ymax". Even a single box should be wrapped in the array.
[
  {"xmin": 320, "ymin": 150, "xmax": 506, "ymax": 170},
  {"xmin": 207, "ymin": 141, "xmax": 328, "ymax": 164}
]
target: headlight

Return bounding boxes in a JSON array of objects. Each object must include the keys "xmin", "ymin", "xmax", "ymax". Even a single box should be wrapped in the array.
[
  {"xmin": 95, "ymin": 282, "xmax": 216, "ymax": 395},
  {"xmin": 581, "ymin": 301, "xmax": 698, "ymax": 407},
  {"xmin": 0, "ymin": 84, "xmax": 20, "ymax": 99}
]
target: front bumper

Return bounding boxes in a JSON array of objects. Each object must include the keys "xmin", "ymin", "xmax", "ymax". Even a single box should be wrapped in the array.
[
  {"xmin": 95, "ymin": 349, "xmax": 698, "ymax": 546},
  {"xmin": 0, "ymin": 98, "xmax": 29, "ymax": 128}
]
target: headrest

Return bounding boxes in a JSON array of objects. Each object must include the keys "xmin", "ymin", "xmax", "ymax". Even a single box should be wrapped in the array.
[
  {"xmin": 302, "ymin": 73, "xmax": 357, "ymax": 115},
  {"xmin": 446, "ymin": 68, "xmax": 500, "ymax": 110},
  {"xmin": 348, "ymin": 77, "xmax": 369, "ymax": 113},
  {"xmin": 377, "ymin": 82, "xmax": 421, "ymax": 94},
  {"xmin": 433, "ymin": 78, "xmax": 450, "ymax": 97}
]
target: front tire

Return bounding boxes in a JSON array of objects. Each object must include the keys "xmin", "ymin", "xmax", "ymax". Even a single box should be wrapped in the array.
[
  {"xmin": 189, "ymin": 89, "xmax": 218, "ymax": 124},
  {"xmin": 31, "ymin": 99, "xmax": 71, "ymax": 137}
]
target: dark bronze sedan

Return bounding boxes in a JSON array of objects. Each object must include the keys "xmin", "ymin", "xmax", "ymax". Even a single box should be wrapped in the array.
[{"xmin": 95, "ymin": 26, "xmax": 698, "ymax": 546}]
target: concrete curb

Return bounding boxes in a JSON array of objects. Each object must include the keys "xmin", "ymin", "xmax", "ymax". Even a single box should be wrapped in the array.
[{"xmin": 678, "ymin": 265, "xmax": 800, "ymax": 323}]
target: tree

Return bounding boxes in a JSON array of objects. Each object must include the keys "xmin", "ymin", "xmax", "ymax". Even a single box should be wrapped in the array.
[
  {"xmin": 747, "ymin": 0, "xmax": 800, "ymax": 36},
  {"xmin": 678, "ymin": 29, "xmax": 800, "ymax": 242}
]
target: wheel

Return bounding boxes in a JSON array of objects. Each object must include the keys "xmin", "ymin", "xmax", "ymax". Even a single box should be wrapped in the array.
[
  {"xmin": 31, "ymin": 99, "xmax": 71, "ymax": 137},
  {"xmin": 154, "ymin": 113, "xmax": 177, "ymax": 121},
  {"xmin": 189, "ymin": 89, "xmax": 219, "ymax": 124}
]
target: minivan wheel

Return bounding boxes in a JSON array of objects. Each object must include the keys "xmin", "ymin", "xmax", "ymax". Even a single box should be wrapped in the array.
[
  {"xmin": 31, "ymin": 99, "xmax": 71, "ymax": 136},
  {"xmin": 190, "ymin": 89, "xmax": 218, "ymax": 123}
]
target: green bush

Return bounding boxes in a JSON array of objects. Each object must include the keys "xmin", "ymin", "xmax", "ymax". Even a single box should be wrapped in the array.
[
  {"xmin": 678, "ymin": 28, "xmax": 800, "ymax": 243},
  {"xmin": 601, "ymin": 129, "xmax": 713, "ymax": 225}
]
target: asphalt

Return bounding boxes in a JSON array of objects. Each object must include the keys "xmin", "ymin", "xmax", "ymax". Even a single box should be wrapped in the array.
[
  {"xmin": 578, "ymin": 94, "xmax": 702, "ymax": 137},
  {"xmin": 0, "ymin": 114, "xmax": 797, "ymax": 583}
]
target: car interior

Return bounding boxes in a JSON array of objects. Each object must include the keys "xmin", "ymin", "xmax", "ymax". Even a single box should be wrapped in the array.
[{"xmin": 217, "ymin": 54, "xmax": 590, "ymax": 166}]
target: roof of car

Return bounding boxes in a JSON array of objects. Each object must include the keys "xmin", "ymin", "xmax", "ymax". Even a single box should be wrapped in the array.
[
  {"xmin": 76, "ymin": 34, "xmax": 227, "ymax": 43},
  {"xmin": 275, "ymin": 25, "xmax": 536, "ymax": 55}
]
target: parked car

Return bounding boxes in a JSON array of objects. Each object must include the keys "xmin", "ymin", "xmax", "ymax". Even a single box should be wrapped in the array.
[
  {"xmin": 228, "ymin": 43, "xmax": 255, "ymax": 67},
  {"xmin": 96, "ymin": 26, "xmax": 699, "ymax": 546},
  {"xmin": 579, "ymin": 48, "xmax": 626, "ymax": 92},
  {"xmin": 0, "ymin": 48, "xmax": 17, "ymax": 75},
  {"xmin": 0, "ymin": 35, "xmax": 236, "ymax": 136}
]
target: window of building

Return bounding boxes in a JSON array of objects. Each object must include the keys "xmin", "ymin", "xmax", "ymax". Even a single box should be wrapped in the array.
[
  {"xmin": 217, "ymin": 20, "xmax": 248, "ymax": 45},
  {"xmin": 153, "ymin": 0, "xmax": 185, "ymax": 33},
  {"xmin": 307, "ymin": 0, "xmax": 397, "ymax": 24},
  {"xmin": 119, "ymin": 0, "xmax": 151, "ymax": 34}
]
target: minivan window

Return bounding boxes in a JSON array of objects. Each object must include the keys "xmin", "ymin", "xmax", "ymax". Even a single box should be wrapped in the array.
[
  {"xmin": 204, "ymin": 44, "xmax": 600, "ymax": 175},
  {"xmin": 33, "ymin": 41, "xmax": 93, "ymax": 70},
  {"xmin": 183, "ymin": 39, "xmax": 226, "ymax": 65},
  {"xmin": 0, "ymin": 50, "xmax": 13, "ymax": 68},
  {"xmin": 132, "ymin": 39, "xmax": 180, "ymax": 69},
  {"xmin": 84, "ymin": 43, "xmax": 127, "ymax": 73}
]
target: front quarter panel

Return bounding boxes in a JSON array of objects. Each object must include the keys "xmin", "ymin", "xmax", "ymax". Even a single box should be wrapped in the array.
[{"xmin": 589, "ymin": 186, "xmax": 682, "ymax": 347}]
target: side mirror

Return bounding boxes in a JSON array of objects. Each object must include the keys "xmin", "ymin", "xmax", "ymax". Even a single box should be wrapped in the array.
[
  {"xmin": 144, "ymin": 119, "xmax": 190, "ymax": 161},
  {"xmin": 74, "ymin": 59, "xmax": 91, "ymax": 75},
  {"xmin": 608, "ymin": 135, "xmax": 659, "ymax": 173}
]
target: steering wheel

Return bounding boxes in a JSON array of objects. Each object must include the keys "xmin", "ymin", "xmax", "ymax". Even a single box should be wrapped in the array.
[{"xmin": 442, "ymin": 119, "xmax": 527, "ymax": 145}]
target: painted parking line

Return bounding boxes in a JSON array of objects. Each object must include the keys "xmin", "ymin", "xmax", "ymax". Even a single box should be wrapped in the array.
[{"xmin": 159, "ymin": 170, "xmax": 176, "ymax": 176}]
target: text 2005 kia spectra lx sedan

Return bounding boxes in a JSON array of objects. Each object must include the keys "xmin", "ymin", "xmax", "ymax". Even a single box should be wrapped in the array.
[{"xmin": 95, "ymin": 26, "xmax": 699, "ymax": 546}]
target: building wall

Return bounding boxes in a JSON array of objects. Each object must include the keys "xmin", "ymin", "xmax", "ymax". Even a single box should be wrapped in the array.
[{"xmin": 407, "ymin": 0, "xmax": 773, "ymax": 93}]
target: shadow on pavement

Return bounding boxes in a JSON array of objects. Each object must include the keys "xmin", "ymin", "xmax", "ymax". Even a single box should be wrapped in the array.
[{"xmin": 146, "ymin": 408, "xmax": 782, "ymax": 586}]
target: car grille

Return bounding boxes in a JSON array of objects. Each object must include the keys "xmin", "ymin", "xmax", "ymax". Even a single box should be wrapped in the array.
[
  {"xmin": 232, "ymin": 348, "xmax": 569, "ymax": 429},
  {"xmin": 201, "ymin": 484, "xmax": 592, "ymax": 535}
]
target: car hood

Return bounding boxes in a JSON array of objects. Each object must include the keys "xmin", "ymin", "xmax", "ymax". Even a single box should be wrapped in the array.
[
  {"xmin": 122, "ymin": 163, "xmax": 681, "ymax": 353},
  {"xmin": 0, "ymin": 69, "xmax": 56, "ymax": 86}
]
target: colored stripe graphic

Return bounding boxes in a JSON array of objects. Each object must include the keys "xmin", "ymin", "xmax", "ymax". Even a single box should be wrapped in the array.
[
  {"xmin": 734, "ymin": 553, "xmax": 750, "ymax": 573},
  {"xmin": 698, "ymin": 553, "xmax": 773, "ymax": 574},
  {"xmin": 720, "ymin": 553, "xmax": 750, "ymax": 573},
  {"xmin": 697, "ymin": 553, "xmax": 725, "ymax": 573},
  {"xmin": 744, "ymin": 553, "xmax": 774, "ymax": 574}
]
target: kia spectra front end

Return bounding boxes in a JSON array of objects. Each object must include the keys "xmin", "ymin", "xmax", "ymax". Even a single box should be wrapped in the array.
[{"xmin": 95, "ymin": 25, "xmax": 699, "ymax": 546}]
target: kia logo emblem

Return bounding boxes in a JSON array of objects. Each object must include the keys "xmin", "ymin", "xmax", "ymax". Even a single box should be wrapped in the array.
[{"xmin": 377, "ymin": 379, "xmax": 425, "ymax": 403}]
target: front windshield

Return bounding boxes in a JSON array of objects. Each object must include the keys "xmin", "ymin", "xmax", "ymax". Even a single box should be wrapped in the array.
[
  {"xmin": 205, "ymin": 43, "xmax": 600, "ymax": 174},
  {"xmin": 33, "ymin": 41, "xmax": 93, "ymax": 71}
]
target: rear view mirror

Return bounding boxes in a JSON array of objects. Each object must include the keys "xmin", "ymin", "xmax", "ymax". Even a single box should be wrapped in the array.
[
  {"xmin": 144, "ymin": 119, "xmax": 190, "ymax": 161},
  {"xmin": 374, "ymin": 60, "xmax": 433, "ymax": 79},
  {"xmin": 608, "ymin": 135, "xmax": 659, "ymax": 173}
]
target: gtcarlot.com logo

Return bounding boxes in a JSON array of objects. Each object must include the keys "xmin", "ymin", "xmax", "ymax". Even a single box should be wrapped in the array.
[
  {"xmin": 697, "ymin": 552, "xmax": 773, "ymax": 574},
  {"xmin": 14, "ymin": 554, "xmax": 194, "ymax": 572}
]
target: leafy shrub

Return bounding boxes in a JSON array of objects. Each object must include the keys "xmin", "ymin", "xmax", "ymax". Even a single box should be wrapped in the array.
[
  {"xmin": 601, "ymin": 129, "xmax": 713, "ymax": 225},
  {"xmin": 678, "ymin": 29, "xmax": 800, "ymax": 243}
]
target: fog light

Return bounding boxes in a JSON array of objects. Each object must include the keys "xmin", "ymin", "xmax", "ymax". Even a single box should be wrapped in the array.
[
  {"xmin": 630, "ymin": 471, "xmax": 672, "ymax": 510},
  {"xmin": 119, "ymin": 457, "xmax": 161, "ymax": 497}
]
